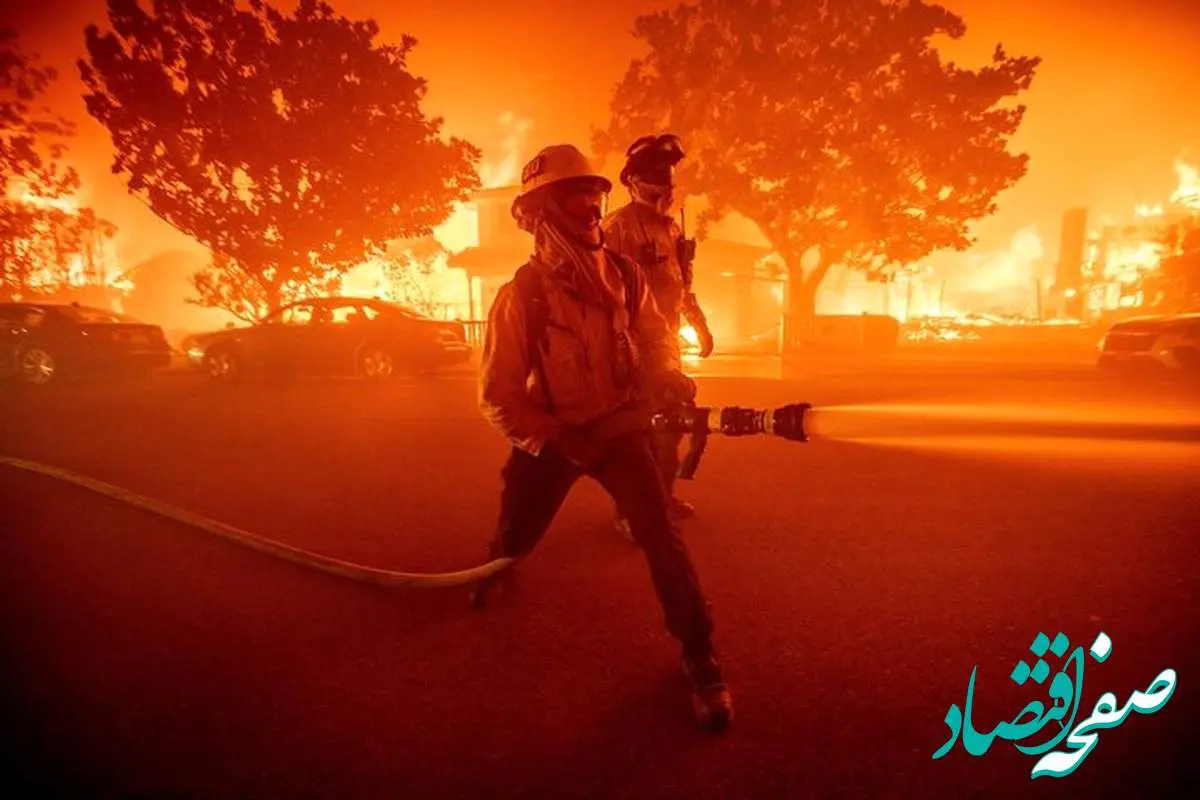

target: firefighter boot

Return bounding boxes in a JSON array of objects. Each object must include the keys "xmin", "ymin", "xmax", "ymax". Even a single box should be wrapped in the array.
[
  {"xmin": 683, "ymin": 648, "xmax": 734, "ymax": 732},
  {"xmin": 669, "ymin": 497, "xmax": 695, "ymax": 521}
]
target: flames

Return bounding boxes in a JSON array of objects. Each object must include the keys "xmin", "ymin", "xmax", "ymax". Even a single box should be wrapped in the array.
[
  {"xmin": 1075, "ymin": 157, "xmax": 1200, "ymax": 316},
  {"xmin": 936, "ymin": 226, "xmax": 1046, "ymax": 319},
  {"xmin": 913, "ymin": 157, "xmax": 1200, "ymax": 325},
  {"xmin": 3, "ymin": 182, "xmax": 128, "ymax": 301},
  {"xmin": 9, "ymin": 124, "xmax": 1194, "ymax": 334},
  {"xmin": 1131, "ymin": 158, "xmax": 1199, "ymax": 220},
  {"xmin": 679, "ymin": 323, "xmax": 702, "ymax": 360},
  {"xmin": 1093, "ymin": 159, "xmax": 1198, "ymax": 272},
  {"xmin": 14, "ymin": 187, "xmax": 79, "ymax": 215},
  {"xmin": 1170, "ymin": 159, "xmax": 1200, "ymax": 212}
]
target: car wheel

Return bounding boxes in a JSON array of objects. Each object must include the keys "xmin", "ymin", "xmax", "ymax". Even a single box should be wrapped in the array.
[
  {"xmin": 203, "ymin": 347, "xmax": 241, "ymax": 382},
  {"xmin": 18, "ymin": 346, "xmax": 57, "ymax": 386},
  {"xmin": 357, "ymin": 344, "xmax": 396, "ymax": 382}
]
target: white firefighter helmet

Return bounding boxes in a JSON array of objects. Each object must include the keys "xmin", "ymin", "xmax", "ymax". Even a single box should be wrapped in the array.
[{"xmin": 511, "ymin": 144, "xmax": 612, "ymax": 221}]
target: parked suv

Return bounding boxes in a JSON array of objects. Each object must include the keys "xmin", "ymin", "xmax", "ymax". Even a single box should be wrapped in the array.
[{"xmin": 1096, "ymin": 312, "xmax": 1200, "ymax": 373}]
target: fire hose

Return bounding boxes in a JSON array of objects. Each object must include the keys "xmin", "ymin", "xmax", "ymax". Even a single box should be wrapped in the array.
[{"xmin": 0, "ymin": 403, "xmax": 812, "ymax": 590}]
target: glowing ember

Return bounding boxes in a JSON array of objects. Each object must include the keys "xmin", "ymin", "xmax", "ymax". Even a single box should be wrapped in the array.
[{"xmin": 679, "ymin": 324, "xmax": 701, "ymax": 352}]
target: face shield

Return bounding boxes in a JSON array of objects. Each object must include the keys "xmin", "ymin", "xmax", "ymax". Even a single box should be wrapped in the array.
[
  {"xmin": 517, "ymin": 178, "xmax": 610, "ymax": 247},
  {"xmin": 551, "ymin": 179, "xmax": 608, "ymax": 246},
  {"xmin": 622, "ymin": 134, "xmax": 685, "ymax": 206}
]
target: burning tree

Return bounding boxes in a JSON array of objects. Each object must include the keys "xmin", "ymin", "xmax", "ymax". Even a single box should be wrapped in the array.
[
  {"xmin": 10, "ymin": 198, "xmax": 121, "ymax": 295},
  {"xmin": 595, "ymin": 0, "xmax": 1040, "ymax": 321},
  {"xmin": 79, "ymin": 0, "xmax": 482, "ymax": 323},
  {"xmin": 1, "ymin": 28, "xmax": 118, "ymax": 300}
]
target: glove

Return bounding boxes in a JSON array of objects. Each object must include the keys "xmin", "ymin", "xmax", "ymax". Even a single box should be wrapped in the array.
[
  {"xmin": 650, "ymin": 369, "xmax": 697, "ymax": 405},
  {"xmin": 548, "ymin": 429, "xmax": 604, "ymax": 468}
]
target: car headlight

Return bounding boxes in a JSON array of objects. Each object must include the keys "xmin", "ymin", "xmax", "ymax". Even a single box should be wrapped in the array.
[{"xmin": 183, "ymin": 338, "xmax": 206, "ymax": 362}]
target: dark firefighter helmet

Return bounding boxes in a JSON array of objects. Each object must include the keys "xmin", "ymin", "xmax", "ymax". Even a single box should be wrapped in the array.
[{"xmin": 619, "ymin": 133, "xmax": 686, "ymax": 187}]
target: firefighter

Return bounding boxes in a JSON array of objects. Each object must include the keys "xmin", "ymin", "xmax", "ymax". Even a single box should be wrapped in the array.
[
  {"xmin": 602, "ymin": 134, "xmax": 714, "ymax": 530},
  {"xmin": 473, "ymin": 143, "xmax": 733, "ymax": 731}
]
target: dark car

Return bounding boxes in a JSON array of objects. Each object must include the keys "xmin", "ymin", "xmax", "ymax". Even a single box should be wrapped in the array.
[
  {"xmin": 181, "ymin": 296, "xmax": 471, "ymax": 382},
  {"xmin": 0, "ymin": 302, "xmax": 173, "ymax": 387},
  {"xmin": 1096, "ymin": 312, "xmax": 1200, "ymax": 373}
]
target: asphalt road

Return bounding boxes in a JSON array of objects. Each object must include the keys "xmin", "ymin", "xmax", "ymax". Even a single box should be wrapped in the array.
[{"xmin": 1, "ymin": 359, "xmax": 1198, "ymax": 799}]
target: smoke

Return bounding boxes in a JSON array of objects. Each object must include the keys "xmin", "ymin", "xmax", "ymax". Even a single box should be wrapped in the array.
[
  {"xmin": 478, "ymin": 112, "xmax": 533, "ymax": 188},
  {"xmin": 941, "ymin": 226, "xmax": 1048, "ymax": 316}
]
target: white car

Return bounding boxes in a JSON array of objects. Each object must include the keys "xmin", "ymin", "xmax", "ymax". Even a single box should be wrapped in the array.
[{"xmin": 1096, "ymin": 312, "xmax": 1200, "ymax": 373}]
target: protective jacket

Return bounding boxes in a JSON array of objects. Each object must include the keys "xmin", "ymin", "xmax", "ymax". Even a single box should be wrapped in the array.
[
  {"xmin": 602, "ymin": 200, "xmax": 707, "ymax": 335},
  {"xmin": 479, "ymin": 250, "xmax": 680, "ymax": 456}
]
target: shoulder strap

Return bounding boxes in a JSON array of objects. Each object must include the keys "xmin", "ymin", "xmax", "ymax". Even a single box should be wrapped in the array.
[
  {"xmin": 513, "ymin": 263, "xmax": 554, "ymax": 414},
  {"xmin": 606, "ymin": 249, "xmax": 643, "ymax": 326}
]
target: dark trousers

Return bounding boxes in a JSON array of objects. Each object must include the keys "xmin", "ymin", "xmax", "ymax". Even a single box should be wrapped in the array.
[
  {"xmin": 653, "ymin": 429, "xmax": 683, "ymax": 498},
  {"xmin": 489, "ymin": 432, "xmax": 714, "ymax": 654}
]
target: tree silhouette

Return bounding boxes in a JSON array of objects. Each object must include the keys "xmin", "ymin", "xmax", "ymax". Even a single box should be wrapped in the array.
[
  {"xmin": 0, "ymin": 28, "xmax": 75, "ymax": 195},
  {"xmin": 79, "ymin": 0, "xmax": 481, "ymax": 320},
  {"xmin": 1, "ymin": 28, "xmax": 85, "ymax": 299},
  {"xmin": 595, "ymin": 0, "xmax": 1040, "ymax": 321},
  {"xmin": 1, "ymin": 29, "xmax": 115, "ymax": 301}
]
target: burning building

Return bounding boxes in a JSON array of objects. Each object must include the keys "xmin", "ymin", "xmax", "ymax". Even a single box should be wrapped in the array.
[
  {"xmin": 1052, "ymin": 159, "xmax": 1200, "ymax": 321},
  {"xmin": 1, "ymin": 182, "xmax": 128, "ymax": 307},
  {"xmin": 445, "ymin": 184, "xmax": 528, "ymax": 342}
]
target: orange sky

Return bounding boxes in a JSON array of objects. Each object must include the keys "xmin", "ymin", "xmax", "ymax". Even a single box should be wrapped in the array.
[{"xmin": 6, "ymin": 0, "xmax": 1200, "ymax": 270}]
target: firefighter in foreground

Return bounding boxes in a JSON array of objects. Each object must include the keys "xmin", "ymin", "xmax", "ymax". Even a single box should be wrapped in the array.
[
  {"xmin": 603, "ymin": 134, "xmax": 714, "ymax": 531},
  {"xmin": 474, "ymin": 143, "xmax": 734, "ymax": 731}
]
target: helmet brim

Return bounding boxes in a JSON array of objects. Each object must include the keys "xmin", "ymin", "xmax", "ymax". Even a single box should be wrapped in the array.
[{"xmin": 512, "ymin": 174, "xmax": 612, "ymax": 218}]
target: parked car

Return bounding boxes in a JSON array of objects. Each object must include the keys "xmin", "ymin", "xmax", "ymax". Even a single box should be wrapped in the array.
[
  {"xmin": 1096, "ymin": 312, "xmax": 1200, "ymax": 373},
  {"xmin": 0, "ymin": 302, "xmax": 173, "ymax": 387},
  {"xmin": 181, "ymin": 296, "xmax": 471, "ymax": 383}
]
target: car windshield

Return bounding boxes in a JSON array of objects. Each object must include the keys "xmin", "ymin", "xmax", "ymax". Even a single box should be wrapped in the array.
[{"xmin": 53, "ymin": 305, "xmax": 141, "ymax": 324}]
